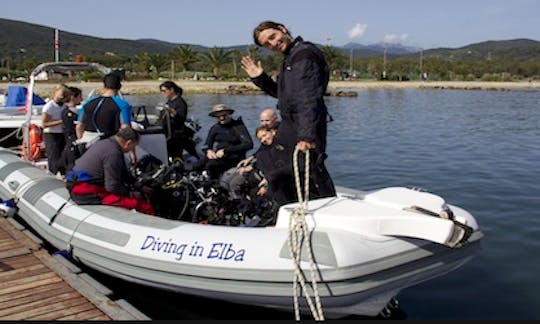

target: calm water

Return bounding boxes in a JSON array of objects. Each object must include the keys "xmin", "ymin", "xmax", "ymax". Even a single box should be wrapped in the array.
[{"xmin": 94, "ymin": 88, "xmax": 540, "ymax": 320}]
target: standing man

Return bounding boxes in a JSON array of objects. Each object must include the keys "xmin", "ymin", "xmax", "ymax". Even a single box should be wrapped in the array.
[
  {"xmin": 76, "ymin": 72, "xmax": 132, "ymax": 143},
  {"xmin": 241, "ymin": 21, "xmax": 335, "ymax": 199}
]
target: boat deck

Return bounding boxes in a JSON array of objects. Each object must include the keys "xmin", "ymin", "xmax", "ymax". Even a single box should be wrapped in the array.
[{"xmin": 0, "ymin": 216, "xmax": 149, "ymax": 320}]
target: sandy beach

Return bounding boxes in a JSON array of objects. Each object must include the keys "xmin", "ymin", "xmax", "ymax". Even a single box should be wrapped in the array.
[{"xmin": 3, "ymin": 79, "xmax": 539, "ymax": 98}]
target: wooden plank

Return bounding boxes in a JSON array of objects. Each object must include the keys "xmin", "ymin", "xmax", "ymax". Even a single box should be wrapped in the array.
[
  {"xmin": 0, "ymin": 254, "xmax": 38, "ymax": 270},
  {"xmin": 0, "ymin": 216, "xmax": 142, "ymax": 321},
  {"xmin": 0, "ymin": 236, "xmax": 10, "ymax": 243},
  {"xmin": 29, "ymin": 301, "xmax": 97, "ymax": 320},
  {"xmin": 57, "ymin": 308, "xmax": 107, "ymax": 320},
  {"xmin": 0, "ymin": 247, "xmax": 30, "ymax": 259},
  {"xmin": 0, "ymin": 276, "xmax": 62, "ymax": 296},
  {"xmin": 0, "ymin": 218, "xmax": 40, "ymax": 251},
  {"xmin": 0, "ymin": 281, "xmax": 66, "ymax": 304},
  {"xmin": 0, "ymin": 285, "xmax": 74, "ymax": 310},
  {"xmin": 0, "ymin": 236, "xmax": 19, "ymax": 244},
  {"xmin": 0, "ymin": 271, "xmax": 57, "ymax": 290},
  {"xmin": 0, "ymin": 241, "xmax": 24, "ymax": 251},
  {"xmin": 0, "ymin": 291, "xmax": 82, "ymax": 318},
  {"xmin": 0, "ymin": 264, "xmax": 47, "ymax": 280},
  {"xmin": 90, "ymin": 314, "xmax": 112, "ymax": 320},
  {"xmin": 33, "ymin": 250, "xmax": 147, "ymax": 320},
  {"xmin": 0, "ymin": 296, "xmax": 88, "ymax": 320}
]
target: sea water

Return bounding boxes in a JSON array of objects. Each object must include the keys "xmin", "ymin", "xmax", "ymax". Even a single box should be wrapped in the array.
[{"xmin": 94, "ymin": 88, "xmax": 540, "ymax": 320}]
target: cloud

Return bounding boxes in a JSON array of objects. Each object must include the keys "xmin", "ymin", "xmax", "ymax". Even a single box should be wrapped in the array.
[
  {"xmin": 348, "ymin": 23, "xmax": 367, "ymax": 39},
  {"xmin": 383, "ymin": 33, "xmax": 409, "ymax": 44}
]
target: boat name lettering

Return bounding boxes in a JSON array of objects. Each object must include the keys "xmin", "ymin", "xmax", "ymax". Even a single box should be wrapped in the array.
[{"xmin": 140, "ymin": 235, "xmax": 245, "ymax": 262}]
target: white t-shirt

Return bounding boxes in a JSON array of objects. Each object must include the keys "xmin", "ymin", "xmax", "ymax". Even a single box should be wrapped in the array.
[{"xmin": 42, "ymin": 100, "xmax": 64, "ymax": 134}]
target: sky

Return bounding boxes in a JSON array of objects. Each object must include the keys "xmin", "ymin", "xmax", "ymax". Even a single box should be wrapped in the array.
[{"xmin": 1, "ymin": 0, "xmax": 539, "ymax": 49}]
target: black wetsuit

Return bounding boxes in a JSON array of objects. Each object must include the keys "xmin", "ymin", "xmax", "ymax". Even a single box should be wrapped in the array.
[
  {"xmin": 195, "ymin": 117, "xmax": 253, "ymax": 179},
  {"xmin": 254, "ymin": 141, "xmax": 296, "ymax": 206},
  {"xmin": 160, "ymin": 95, "xmax": 199, "ymax": 161},
  {"xmin": 78, "ymin": 95, "xmax": 132, "ymax": 138},
  {"xmin": 61, "ymin": 107, "xmax": 79, "ymax": 172},
  {"xmin": 251, "ymin": 36, "xmax": 336, "ymax": 199}
]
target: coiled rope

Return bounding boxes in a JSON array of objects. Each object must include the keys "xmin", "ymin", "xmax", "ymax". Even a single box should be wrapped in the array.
[{"xmin": 287, "ymin": 147, "xmax": 325, "ymax": 321}]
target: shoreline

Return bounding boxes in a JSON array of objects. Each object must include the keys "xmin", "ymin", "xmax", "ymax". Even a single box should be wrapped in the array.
[{"xmin": 3, "ymin": 80, "xmax": 539, "ymax": 97}]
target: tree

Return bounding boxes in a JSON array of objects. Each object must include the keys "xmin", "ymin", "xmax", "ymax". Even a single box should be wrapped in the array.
[
  {"xmin": 201, "ymin": 47, "xmax": 232, "ymax": 76},
  {"xmin": 169, "ymin": 45, "xmax": 199, "ymax": 72},
  {"xmin": 246, "ymin": 45, "xmax": 260, "ymax": 60},
  {"xmin": 229, "ymin": 49, "xmax": 241, "ymax": 76},
  {"xmin": 321, "ymin": 45, "xmax": 346, "ymax": 73},
  {"xmin": 133, "ymin": 53, "xmax": 168, "ymax": 77}
]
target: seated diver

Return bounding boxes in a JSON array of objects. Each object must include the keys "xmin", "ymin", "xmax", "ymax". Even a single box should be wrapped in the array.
[
  {"xmin": 192, "ymin": 104, "xmax": 253, "ymax": 179},
  {"xmin": 66, "ymin": 127, "xmax": 155, "ymax": 215},
  {"xmin": 223, "ymin": 125, "xmax": 296, "ymax": 207}
]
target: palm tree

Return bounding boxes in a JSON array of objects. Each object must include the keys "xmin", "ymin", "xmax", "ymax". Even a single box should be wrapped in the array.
[
  {"xmin": 133, "ymin": 53, "xmax": 153, "ymax": 73},
  {"xmin": 246, "ymin": 45, "xmax": 260, "ymax": 60},
  {"xmin": 169, "ymin": 45, "xmax": 199, "ymax": 72},
  {"xmin": 133, "ymin": 53, "xmax": 168, "ymax": 77},
  {"xmin": 228, "ymin": 49, "xmax": 241, "ymax": 76},
  {"xmin": 201, "ymin": 47, "xmax": 232, "ymax": 76}
]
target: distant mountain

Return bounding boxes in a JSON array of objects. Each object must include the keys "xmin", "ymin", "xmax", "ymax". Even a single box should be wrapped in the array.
[
  {"xmin": 341, "ymin": 42, "xmax": 422, "ymax": 57},
  {"xmin": 1, "ymin": 18, "xmax": 539, "ymax": 63},
  {"xmin": 421, "ymin": 39, "xmax": 540, "ymax": 62},
  {"xmin": 0, "ymin": 18, "xmax": 176, "ymax": 61}
]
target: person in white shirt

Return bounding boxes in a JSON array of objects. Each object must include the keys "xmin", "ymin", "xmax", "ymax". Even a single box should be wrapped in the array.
[{"xmin": 41, "ymin": 84, "xmax": 71, "ymax": 175}]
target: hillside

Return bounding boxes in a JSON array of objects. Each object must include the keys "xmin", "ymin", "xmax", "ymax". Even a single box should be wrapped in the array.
[
  {"xmin": 1, "ymin": 18, "xmax": 540, "ymax": 63},
  {"xmin": 0, "ymin": 18, "xmax": 176, "ymax": 61},
  {"xmin": 422, "ymin": 39, "xmax": 540, "ymax": 62}
]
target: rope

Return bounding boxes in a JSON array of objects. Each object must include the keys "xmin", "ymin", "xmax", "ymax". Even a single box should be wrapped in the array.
[
  {"xmin": 287, "ymin": 147, "xmax": 325, "ymax": 321},
  {"xmin": 0, "ymin": 127, "xmax": 22, "ymax": 144}
]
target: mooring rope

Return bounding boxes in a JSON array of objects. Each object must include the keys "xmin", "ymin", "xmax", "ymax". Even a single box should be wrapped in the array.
[
  {"xmin": 287, "ymin": 147, "xmax": 325, "ymax": 321},
  {"xmin": 0, "ymin": 127, "xmax": 21, "ymax": 144}
]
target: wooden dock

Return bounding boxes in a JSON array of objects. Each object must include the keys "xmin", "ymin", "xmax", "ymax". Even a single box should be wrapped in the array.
[{"xmin": 0, "ymin": 216, "xmax": 149, "ymax": 320}]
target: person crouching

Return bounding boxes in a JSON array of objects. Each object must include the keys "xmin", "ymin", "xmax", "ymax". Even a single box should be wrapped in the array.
[{"xmin": 66, "ymin": 128, "xmax": 155, "ymax": 215}]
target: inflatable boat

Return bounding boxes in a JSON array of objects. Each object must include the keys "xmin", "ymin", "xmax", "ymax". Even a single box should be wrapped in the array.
[{"xmin": 0, "ymin": 148, "xmax": 482, "ymax": 318}]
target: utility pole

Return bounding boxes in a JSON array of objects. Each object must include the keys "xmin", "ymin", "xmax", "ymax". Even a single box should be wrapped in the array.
[
  {"xmin": 349, "ymin": 48, "xmax": 353, "ymax": 79},
  {"xmin": 54, "ymin": 29, "xmax": 59, "ymax": 62},
  {"xmin": 382, "ymin": 46, "xmax": 387, "ymax": 80},
  {"xmin": 419, "ymin": 49, "xmax": 424, "ymax": 80}
]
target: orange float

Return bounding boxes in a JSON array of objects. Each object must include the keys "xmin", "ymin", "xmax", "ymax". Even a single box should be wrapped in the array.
[{"xmin": 21, "ymin": 123, "xmax": 43, "ymax": 161}]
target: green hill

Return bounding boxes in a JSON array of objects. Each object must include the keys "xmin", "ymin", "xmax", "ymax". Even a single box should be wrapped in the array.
[
  {"xmin": 0, "ymin": 18, "xmax": 178, "ymax": 61},
  {"xmin": 423, "ymin": 39, "xmax": 540, "ymax": 62},
  {"xmin": 1, "ymin": 17, "xmax": 539, "ymax": 64}
]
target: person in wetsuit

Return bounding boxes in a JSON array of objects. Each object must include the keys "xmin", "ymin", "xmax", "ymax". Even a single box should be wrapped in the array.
[
  {"xmin": 194, "ymin": 104, "xmax": 253, "ymax": 179},
  {"xmin": 61, "ymin": 86, "xmax": 83, "ymax": 173},
  {"xmin": 158, "ymin": 81, "xmax": 200, "ymax": 162},
  {"xmin": 252, "ymin": 126, "xmax": 296, "ymax": 206},
  {"xmin": 76, "ymin": 72, "xmax": 132, "ymax": 142},
  {"xmin": 241, "ymin": 20, "xmax": 336, "ymax": 200}
]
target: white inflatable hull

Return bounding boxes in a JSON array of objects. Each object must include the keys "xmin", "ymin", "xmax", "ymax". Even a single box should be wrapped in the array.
[{"xmin": 0, "ymin": 149, "xmax": 482, "ymax": 317}]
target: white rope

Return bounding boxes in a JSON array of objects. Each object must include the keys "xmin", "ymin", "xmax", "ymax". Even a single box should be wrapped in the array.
[
  {"xmin": 0, "ymin": 127, "xmax": 21, "ymax": 145},
  {"xmin": 287, "ymin": 147, "xmax": 325, "ymax": 321}
]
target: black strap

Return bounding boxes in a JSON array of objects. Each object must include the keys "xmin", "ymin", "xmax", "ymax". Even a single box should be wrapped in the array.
[
  {"xmin": 49, "ymin": 198, "xmax": 71, "ymax": 225},
  {"xmin": 91, "ymin": 98, "xmax": 105, "ymax": 133}
]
